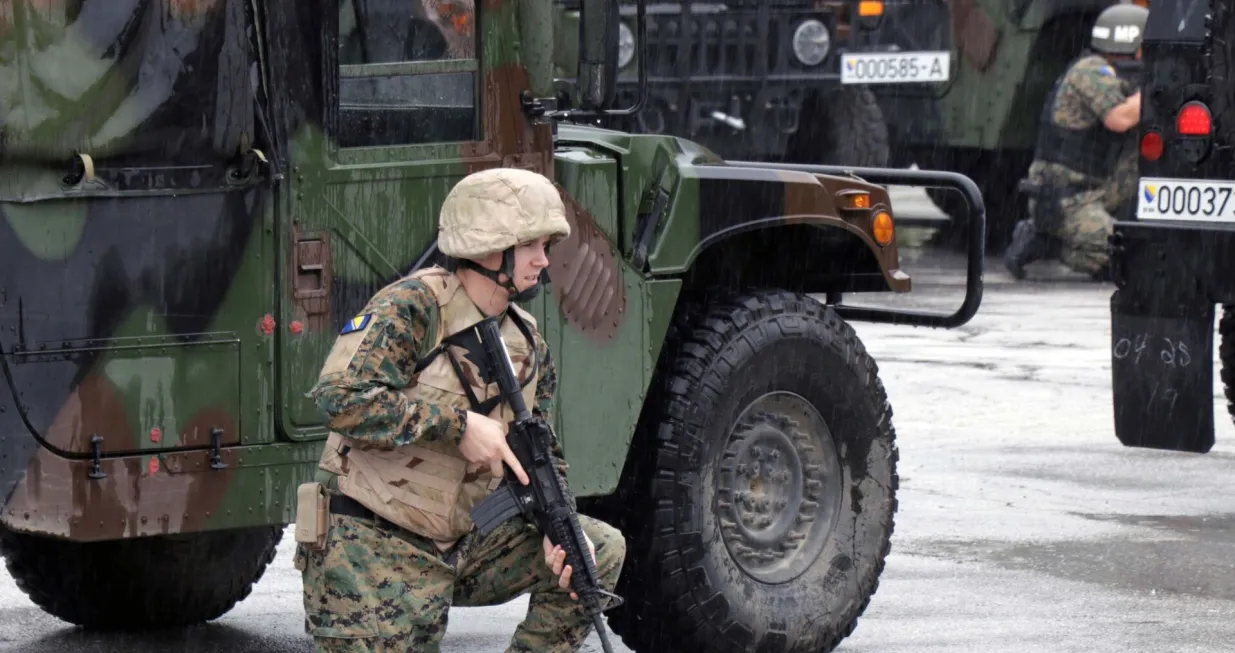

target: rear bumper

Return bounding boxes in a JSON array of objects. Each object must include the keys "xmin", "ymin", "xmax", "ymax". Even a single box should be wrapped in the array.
[
  {"xmin": 1111, "ymin": 220, "xmax": 1235, "ymax": 303},
  {"xmin": 1107, "ymin": 220, "xmax": 1235, "ymax": 454}
]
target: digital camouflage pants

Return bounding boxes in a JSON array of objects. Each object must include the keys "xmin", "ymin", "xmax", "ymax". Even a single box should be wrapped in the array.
[
  {"xmin": 1030, "ymin": 187, "xmax": 1113, "ymax": 277},
  {"xmin": 294, "ymin": 508, "xmax": 626, "ymax": 653}
]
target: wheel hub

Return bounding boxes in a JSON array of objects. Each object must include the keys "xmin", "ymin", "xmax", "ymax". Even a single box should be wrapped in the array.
[{"xmin": 716, "ymin": 392, "xmax": 842, "ymax": 584}]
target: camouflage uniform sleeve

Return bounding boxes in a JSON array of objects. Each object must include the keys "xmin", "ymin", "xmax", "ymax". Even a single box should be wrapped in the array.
[
  {"xmin": 532, "ymin": 334, "xmax": 576, "ymax": 508},
  {"xmin": 1070, "ymin": 58, "xmax": 1130, "ymax": 123},
  {"xmin": 310, "ymin": 281, "xmax": 468, "ymax": 449}
]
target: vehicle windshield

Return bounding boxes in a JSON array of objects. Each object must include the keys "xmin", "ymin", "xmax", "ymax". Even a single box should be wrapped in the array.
[{"xmin": 0, "ymin": 0, "xmax": 252, "ymax": 168}]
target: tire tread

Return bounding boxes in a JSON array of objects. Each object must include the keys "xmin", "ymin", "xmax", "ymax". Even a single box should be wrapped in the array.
[
  {"xmin": 609, "ymin": 289, "xmax": 899, "ymax": 653},
  {"xmin": 0, "ymin": 525, "xmax": 284, "ymax": 630}
]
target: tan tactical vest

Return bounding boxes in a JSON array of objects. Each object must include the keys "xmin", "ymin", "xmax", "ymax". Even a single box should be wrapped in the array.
[{"xmin": 316, "ymin": 266, "xmax": 542, "ymax": 549}]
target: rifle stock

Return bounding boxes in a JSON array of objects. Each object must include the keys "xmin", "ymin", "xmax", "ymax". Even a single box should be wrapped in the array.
[{"xmin": 467, "ymin": 316, "xmax": 623, "ymax": 653}]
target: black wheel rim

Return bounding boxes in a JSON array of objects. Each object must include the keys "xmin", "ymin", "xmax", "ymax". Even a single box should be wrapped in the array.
[{"xmin": 715, "ymin": 391, "xmax": 843, "ymax": 584}]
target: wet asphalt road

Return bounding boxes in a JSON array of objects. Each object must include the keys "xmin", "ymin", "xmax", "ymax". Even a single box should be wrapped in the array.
[{"xmin": 2, "ymin": 192, "xmax": 1235, "ymax": 652}]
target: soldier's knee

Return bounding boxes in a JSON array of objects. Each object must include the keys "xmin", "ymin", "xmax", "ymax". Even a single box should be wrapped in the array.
[
  {"xmin": 584, "ymin": 518, "xmax": 626, "ymax": 584},
  {"xmin": 1076, "ymin": 209, "xmax": 1115, "ymax": 244},
  {"xmin": 1077, "ymin": 203, "xmax": 1114, "ymax": 227}
]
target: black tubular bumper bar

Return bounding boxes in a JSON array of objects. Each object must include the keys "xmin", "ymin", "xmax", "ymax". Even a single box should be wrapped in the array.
[{"xmin": 726, "ymin": 162, "xmax": 986, "ymax": 329}]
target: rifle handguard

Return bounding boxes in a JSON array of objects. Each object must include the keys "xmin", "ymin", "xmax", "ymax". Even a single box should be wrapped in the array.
[{"xmin": 465, "ymin": 316, "xmax": 624, "ymax": 652}]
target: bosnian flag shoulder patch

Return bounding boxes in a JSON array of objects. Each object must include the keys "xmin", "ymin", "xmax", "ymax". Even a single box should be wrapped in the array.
[{"xmin": 340, "ymin": 314, "xmax": 373, "ymax": 335}]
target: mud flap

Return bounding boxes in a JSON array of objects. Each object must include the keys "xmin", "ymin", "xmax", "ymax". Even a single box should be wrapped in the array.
[{"xmin": 1110, "ymin": 288, "xmax": 1215, "ymax": 453}]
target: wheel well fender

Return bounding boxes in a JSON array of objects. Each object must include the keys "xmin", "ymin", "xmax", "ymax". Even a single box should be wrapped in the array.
[
  {"xmin": 675, "ymin": 221, "xmax": 899, "ymax": 305},
  {"xmin": 644, "ymin": 165, "xmax": 909, "ymax": 294}
]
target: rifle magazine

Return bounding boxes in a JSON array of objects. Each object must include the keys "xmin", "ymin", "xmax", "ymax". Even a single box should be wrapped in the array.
[{"xmin": 470, "ymin": 484, "xmax": 524, "ymax": 536}]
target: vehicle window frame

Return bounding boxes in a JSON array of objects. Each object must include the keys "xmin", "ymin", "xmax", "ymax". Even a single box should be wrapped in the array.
[{"xmin": 324, "ymin": 0, "xmax": 484, "ymax": 159}]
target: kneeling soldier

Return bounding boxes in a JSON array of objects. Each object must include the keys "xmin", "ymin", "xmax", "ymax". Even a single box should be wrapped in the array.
[{"xmin": 294, "ymin": 167, "xmax": 626, "ymax": 653}]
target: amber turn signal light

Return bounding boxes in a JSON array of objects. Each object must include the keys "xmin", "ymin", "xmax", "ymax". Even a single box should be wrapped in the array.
[
  {"xmin": 839, "ymin": 192, "xmax": 871, "ymax": 211},
  {"xmin": 859, "ymin": 1, "xmax": 884, "ymax": 17},
  {"xmin": 872, "ymin": 211, "xmax": 894, "ymax": 246}
]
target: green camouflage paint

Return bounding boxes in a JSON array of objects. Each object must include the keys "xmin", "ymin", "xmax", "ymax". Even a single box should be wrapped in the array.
[
  {"xmin": 0, "ymin": 0, "xmax": 908, "ymax": 539},
  {"xmin": 0, "ymin": 0, "xmax": 982, "ymax": 647}
]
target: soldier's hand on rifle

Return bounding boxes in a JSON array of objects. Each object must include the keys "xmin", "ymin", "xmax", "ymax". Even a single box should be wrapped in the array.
[
  {"xmin": 459, "ymin": 411, "xmax": 530, "ymax": 485},
  {"xmin": 543, "ymin": 533, "xmax": 596, "ymax": 600}
]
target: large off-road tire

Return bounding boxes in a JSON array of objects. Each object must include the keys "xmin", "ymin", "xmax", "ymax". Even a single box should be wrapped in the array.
[
  {"xmin": 1218, "ymin": 305, "xmax": 1235, "ymax": 426},
  {"xmin": 609, "ymin": 290, "xmax": 898, "ymax": 653},
  {"xmin": 0, "ymin": 525, "xmax": 284, "ymax": 630},
  {"xmin": 792, "ymin": 86, "xmax": 891, "ymax": 168}
]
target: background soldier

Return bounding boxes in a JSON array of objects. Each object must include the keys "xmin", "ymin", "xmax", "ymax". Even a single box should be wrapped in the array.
[
  {"xmin": 294, "ymin": 167, "xmax": 626, "ymax": 653},
  {"xmin": 1003, "ymin": 2, "xmax": 1148, "ymax": 280}
]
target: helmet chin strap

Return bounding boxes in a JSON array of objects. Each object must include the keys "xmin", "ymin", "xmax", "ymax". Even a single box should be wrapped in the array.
[{"xmin": 460, "ymin": 247, "xmax": 543, "ymax": 305}]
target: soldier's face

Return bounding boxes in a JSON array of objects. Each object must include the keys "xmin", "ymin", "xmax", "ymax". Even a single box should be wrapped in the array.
[
  {"xmin": 470, "ymin": 236, "xmax": 552, "ymax": 295},
  {"xmin": 508, "ymin": 237, "xmax": 551, "ymax": 293}
]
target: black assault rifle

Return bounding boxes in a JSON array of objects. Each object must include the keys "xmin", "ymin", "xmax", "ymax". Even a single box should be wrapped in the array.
[{"xmin": 468, "ymin": 316, "xmax": 623, "ymax": 653}]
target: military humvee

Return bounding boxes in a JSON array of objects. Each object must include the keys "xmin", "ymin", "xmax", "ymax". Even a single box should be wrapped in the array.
[
  {"xmin": 553, "ymin": 0, "xmax": 954, "ymax": 170},
  {"xmin": 878, "ymin": 0, "xmax": 1150, "ymax": 249},
  {"xmin": 1108, "ymin": 0, "xmax": 1230, "ymax": 455},
  {"xmin": 0, "ymin": 0, "xmax": 984, "ymax": 650}
]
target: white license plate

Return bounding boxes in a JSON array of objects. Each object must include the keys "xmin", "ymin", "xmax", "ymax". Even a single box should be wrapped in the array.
[
  {"xmin": 1137, "ymin": 178, "xmax": 1235, "ymax": 222},
  {"xmin": 840, "ymin": 51, "xmax": 950, "ymax": 85}
]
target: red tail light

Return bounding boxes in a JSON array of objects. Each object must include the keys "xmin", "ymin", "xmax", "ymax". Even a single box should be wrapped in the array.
[
  {"xmin": 1141, "ymin": 131, "xmax": 1164, "ymax": 160},
  {"xmin": 1177, "ymin": 102, "xmax": 1212, "ymax": 136}
]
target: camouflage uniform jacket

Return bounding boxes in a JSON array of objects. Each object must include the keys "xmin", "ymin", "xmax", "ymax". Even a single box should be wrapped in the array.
[
  {"xmin": 1026, "ymin": 53, "xmax": 1139, "ymax": 214},
  {"xmin": 310, "ymin": 265, "xmax": 571, "ymax": 549}
]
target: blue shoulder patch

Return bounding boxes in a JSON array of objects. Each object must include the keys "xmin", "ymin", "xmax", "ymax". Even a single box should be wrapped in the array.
[
  {"xmin": 340, "ymin": 314, "xmax": 373, "ymax": 335},
  {"xmin": 1098, "ymin": 65, "xmax": 1115, "ymax": 77}
]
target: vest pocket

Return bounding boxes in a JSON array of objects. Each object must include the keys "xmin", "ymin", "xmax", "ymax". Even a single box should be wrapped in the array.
[{"xmin": 340, "ymin": 442, "xmax": 471, "ymax": 542}]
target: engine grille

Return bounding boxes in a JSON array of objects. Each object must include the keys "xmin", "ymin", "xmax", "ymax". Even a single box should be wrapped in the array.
[{"xmin": 621, "ymin": 3, "xmax": 842, "ymax": 80}]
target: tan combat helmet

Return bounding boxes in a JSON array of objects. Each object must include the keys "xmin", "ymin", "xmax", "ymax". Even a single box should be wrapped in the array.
[
  {"xmin": 437, "ymin": 167, "xmax": 571, "ymax": 301},
  {"xmin": 1090, "ymin": 3, "xmax": 1149, "ymax": 56}
]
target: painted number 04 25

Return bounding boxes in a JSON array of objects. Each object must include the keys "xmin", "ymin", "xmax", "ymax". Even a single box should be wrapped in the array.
[{"xmin": 1113, "ymin": 334, "xmax": 1191, "ymax": 368}]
